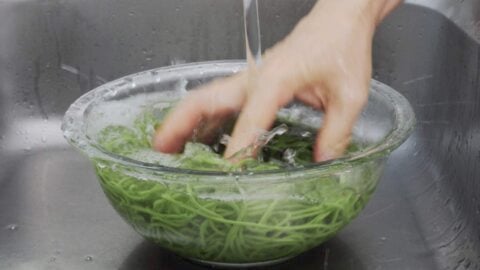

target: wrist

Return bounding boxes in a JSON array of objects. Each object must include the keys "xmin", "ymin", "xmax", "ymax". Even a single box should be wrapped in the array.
[{"xmin": 310, "ymin": 0, "xmax": 401, "ymax": 28}]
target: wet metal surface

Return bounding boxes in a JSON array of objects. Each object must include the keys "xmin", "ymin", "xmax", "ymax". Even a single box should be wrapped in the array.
[{"xmin": 0, "ymin": 1, "xmax": 479, "ymax": 269}]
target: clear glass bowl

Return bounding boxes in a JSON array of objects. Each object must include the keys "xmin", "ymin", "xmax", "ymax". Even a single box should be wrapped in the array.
[{"xmin": 62, "ymin": 61, "xmax": 415, "ymax": 267}]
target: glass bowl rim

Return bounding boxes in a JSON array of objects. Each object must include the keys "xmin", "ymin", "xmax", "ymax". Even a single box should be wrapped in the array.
[{"xmin": 62, "ymin": 60, "xmax": 416, "ymax": 178}]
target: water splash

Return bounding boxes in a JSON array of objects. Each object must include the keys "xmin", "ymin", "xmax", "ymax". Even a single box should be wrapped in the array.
[
  {"xmin": 219, "ymin": 134, "xmax": 231, "ymax": 146},
  {"xmin": 283, "ymin": 149, "xmax": 297, "ymax": 165},
  {"xmin": 228, "ymin": 124, "xmax": 288, "ymax": 161},
  {"xmin": 255, "ymin": 124, "xmax": 288, "ymax": 147}
]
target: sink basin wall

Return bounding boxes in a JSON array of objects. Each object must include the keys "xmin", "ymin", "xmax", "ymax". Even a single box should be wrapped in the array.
[{"xmin": 0, "ymin": 1, "xmax": 479, "ymax": 269}]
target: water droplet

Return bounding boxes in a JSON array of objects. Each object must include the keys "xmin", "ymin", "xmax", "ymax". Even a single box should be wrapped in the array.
[
  {"xmin": 380, "ymin": 237, "xmax": 387, "ymax": 241},
  {"xmin": 48, "ymin": 257, "xmax": 56, "ymax": 263},
  {"xmin": 128, "ymin": 11, "xmax": 135, "ymax": 16},
  {"xmin": 444, "ymin": 196, "xmax": 453, "ymax": 205},
  {"xmin": 84, "ymin": 255, "xmax": 93, "ymax": 262},
  {"xmin": 5, "ymin": 224, "xmax": 18, "ymax": 231},
  {"xmin": 41, "ymin": 136, "xmax": 47, "ymax": 143},
  {"xmin": 124, "ymin": 77, "xmax": 136, "ymax": 88}
]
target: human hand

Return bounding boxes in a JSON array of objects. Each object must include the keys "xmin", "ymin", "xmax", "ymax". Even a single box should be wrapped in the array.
[{"xmin": 154, "ymin": 0, "xmax": 401, "ymax": 162}]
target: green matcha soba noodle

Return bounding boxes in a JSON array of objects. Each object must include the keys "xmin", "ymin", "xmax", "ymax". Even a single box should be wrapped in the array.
[{"xmin": 93, "ymin": 106, "xmax": 379, "ymax": 264}]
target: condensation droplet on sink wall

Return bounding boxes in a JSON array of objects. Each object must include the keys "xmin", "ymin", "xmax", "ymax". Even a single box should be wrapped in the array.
[
  {"xmin": 84, "ymin": 255, "xmax": 93, "ymax": 262},
  {"xmin": 5, "ymin": 224, "xmax": 18, "ymax": 231}
]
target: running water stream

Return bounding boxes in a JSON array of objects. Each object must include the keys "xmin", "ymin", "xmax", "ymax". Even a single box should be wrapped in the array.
[
  {"xmin": 239, "ymin": 1, "xmax": 299, "ymax": 164},
  {"xmin": 242, "ymin": 0, "xmax": 262, "ymax": 66}
]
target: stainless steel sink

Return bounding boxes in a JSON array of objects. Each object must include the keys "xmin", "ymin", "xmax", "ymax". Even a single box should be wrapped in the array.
[{"xmin": 1, "ymin": 1, "xmax": 479, "ymax": 269}]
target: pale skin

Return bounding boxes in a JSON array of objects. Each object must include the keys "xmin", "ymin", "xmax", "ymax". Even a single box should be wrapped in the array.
[{"xmin": 154, "ymin": 0, "xmax": 403, "ymax": 162}]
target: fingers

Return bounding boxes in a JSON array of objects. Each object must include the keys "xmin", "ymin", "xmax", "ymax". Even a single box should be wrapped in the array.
[
  {"xmin": 153, "ymin": 73, "xmax": 247, "ymax": 153},
  {"xmin": 314, "ymin": 82, "xmax": 368, "ymax": 162},
  {"xmin": 224, "ymin": 71, "xmax": 295, "ymax": 158},
  {"xmin": 223, "ymin": 89, "xmax": 279, "ymax": 158},
  {"xmin": 295, "ymin": 85, "xmax": 326, "ymax": 110}
]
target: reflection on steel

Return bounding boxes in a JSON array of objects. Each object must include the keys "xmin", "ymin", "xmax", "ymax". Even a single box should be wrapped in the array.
[{"xmin": 0, "ymin": 1, "xmax": 479, "ymax": 269}]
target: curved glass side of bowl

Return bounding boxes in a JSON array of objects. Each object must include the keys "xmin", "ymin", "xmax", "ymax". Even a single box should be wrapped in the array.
[{"xmin": 62, "ymin": 61, "xmax": 415, "ymax": 266}]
